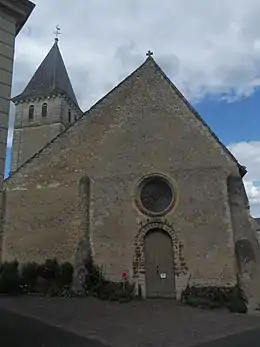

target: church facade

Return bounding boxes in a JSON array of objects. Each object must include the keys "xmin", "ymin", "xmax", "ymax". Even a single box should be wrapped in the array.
[{"xmin": 2, "ymin": 40, "xmax": 260, "ymax": 302}]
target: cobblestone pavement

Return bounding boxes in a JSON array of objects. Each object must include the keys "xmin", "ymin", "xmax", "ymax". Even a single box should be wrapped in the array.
[{"xmin": 1, "ymin": 297, "xmax": 260, "ymax": 347}]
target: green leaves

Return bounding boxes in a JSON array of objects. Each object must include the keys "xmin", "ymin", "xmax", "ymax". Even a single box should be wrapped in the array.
[{"xmin": 181, "ymin": 284, "xmax": 248, "ymax": 313}]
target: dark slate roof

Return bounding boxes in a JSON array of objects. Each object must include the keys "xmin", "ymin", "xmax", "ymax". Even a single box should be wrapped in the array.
[{"xmin": 12, "ymin": 39, "xmax": 79, "ymax": 106}]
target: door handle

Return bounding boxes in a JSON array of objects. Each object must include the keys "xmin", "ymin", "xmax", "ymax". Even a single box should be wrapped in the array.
[{"xmin": 156, "ymin": 266, "xmax": 159, "ymax": 275}]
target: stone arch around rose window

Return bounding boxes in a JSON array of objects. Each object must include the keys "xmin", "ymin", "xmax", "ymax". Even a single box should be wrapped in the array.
[{"xmin": 133, "ymin": 221, "xmax": 187, "ymax": 298}]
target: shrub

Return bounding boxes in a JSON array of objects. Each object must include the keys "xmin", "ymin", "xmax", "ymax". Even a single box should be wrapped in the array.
[
  {"xmin": 21, "ymin": 262, "xmax": 39, "ymax": 293},
  {"xmin": 84, "ymin": 257, "xmax": 136, "ymax": 302},
  {"xmin": 97, "ymin": 280, "xmax": 135, "ymax": 302},
  {"xmin": 0, "ymin": 259, "xmax": 75, "ymax": 297},
  {"xmin": 85, "ymin": 257, "xmax": 105, "ymax": 295},
  {"xmin": 181, "ymin": 285, "xmax": 233, "ymax": 306},
  {"xmin": 0, "ymin": 260, "xmax": 23, "ymax": 295},
  {"xmin": 181, "ymin": 284, "xmax": 248, "ymax": 313},
  {"xmin": 227, "ymin": 298, "xmax": 247, "ymax": 313},
  {"xmin": 0, "ymin": 257, "xmax": 137, "ymax": 302},
  {"xmin": 59, "ymin": 262, "xmax": 74, "ymax": 286},
  {"xmin": 38, "ymin": 259, "xmax": 60, "ymax": 281},
  {"xmin": 185, "ymin": 296, "xmax": 211, "ymax": 308},
  {"xmin": 58, "ymin": 285, "xmax": 76, "ymax": 298},
  {"xmin": 227, "ymin": 285, "xmax": 248, "ymax": 314}
]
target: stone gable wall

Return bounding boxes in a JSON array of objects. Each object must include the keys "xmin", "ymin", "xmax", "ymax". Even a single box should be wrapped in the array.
[{"xmin": 3, "ymin": 58, "xmax": 246, "ymax": 297}]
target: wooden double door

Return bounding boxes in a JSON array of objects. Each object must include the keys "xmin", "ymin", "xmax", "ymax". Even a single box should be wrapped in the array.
[{"xmin": 144, "ymin": 229, "xmax": 176, "ymax": 298}]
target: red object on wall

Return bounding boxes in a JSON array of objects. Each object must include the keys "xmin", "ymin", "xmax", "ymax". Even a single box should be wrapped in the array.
[{"xmin": 122, "ymin": 271, "xmax": 127, "ymax": 280}]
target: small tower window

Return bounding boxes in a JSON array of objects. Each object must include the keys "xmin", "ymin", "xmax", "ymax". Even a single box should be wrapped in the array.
[
  {"xmin": 68, "ymin": 109, "xmax": 71, "ymax": 123},
  {"xmin": 42, "ymin": 103, "xmax": 48, "ymax": 118},
  {"xmin": 28, "ymin": 105, "xmax": 34, "ymax": 120}
]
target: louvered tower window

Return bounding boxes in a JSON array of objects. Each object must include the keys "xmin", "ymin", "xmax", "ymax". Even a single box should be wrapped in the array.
[
  {"xmin": 42, "ymin": 103, "xmax": 48, "ymax": 118},
  {"xmin": 28, "ymin": 105, "xmax": 34, "ymax": 120}
]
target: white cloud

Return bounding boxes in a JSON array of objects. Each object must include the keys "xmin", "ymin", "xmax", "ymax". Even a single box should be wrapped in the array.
[
  {"xmin": 8, "ymin": 1, "xmax": 260, "ymax": 217},
  {"xmin": 228, "ymin": 142, "xmax": 260, "ymax": 217},
  {"xmin": 12, "ymin": 0, "xmax": 260, "ymax": 109}
]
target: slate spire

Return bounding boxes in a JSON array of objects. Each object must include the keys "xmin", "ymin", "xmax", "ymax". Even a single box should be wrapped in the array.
[{"xmin": 13, "ymin": 39, "xmax": 78, "ymax": 106}]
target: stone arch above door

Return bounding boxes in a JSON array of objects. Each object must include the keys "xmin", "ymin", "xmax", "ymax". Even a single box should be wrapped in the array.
[{"xmin": 133, "ymin": 221, "xmax": 188, "ymax": 298}]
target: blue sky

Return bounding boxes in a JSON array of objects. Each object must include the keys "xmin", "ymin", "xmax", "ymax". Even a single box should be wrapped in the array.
[
  {"xmin": 6, "ymin": 0, "xmax": 260, "ymax": 216},
  {"xmin": 197, "ymin": 93, "xmax": 260, "ymax": 144}
]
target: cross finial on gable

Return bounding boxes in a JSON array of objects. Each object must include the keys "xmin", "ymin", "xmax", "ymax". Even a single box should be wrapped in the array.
[
  {"xmin": 146, "ymin": 50, "xmax": 153, "ymax": 57},
  {"xmin": 54, "ymin": 25, "xmax": 61, "ymax": 42}
]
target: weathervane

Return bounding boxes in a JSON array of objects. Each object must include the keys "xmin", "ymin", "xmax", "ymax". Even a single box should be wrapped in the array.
[{"xmin": 54, "ymin": 25, "xmax": 61, "ymax": 42}]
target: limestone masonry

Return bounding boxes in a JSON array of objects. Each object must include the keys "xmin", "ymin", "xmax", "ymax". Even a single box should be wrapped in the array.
[{"xmin": 1, "ymin": 39, "xmax": 260, "ymax": 303}]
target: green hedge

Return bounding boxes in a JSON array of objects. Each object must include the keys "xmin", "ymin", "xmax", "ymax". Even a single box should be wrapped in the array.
[
  {"xmin": 0, "ymin": 258, "xmax": 137, "ymax": 302},
  {"xmin": 0, "ymin": 259, "xmax": 74, "ymax": 296},
  {"xmin": 181, "ymin": 284, "xmax": 248, "ymax": 313},
  {"xmin": 0, "ymin": 259, "xmax": 249, "ymax": 310},
  {"xmin": 0, "ymin": 261, "xmax": 22, "ymax": 295}
]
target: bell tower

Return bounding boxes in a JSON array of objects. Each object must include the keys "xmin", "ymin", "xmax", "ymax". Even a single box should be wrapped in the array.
[{"xmin": 11, "ymin": 32, "xmax": 82, "ymax": 173}]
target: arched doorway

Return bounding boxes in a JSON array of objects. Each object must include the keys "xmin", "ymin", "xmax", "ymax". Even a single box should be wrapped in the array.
[{"xmin": 144, "ymin": 228, "xmax": 176, "ymax": 298}]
